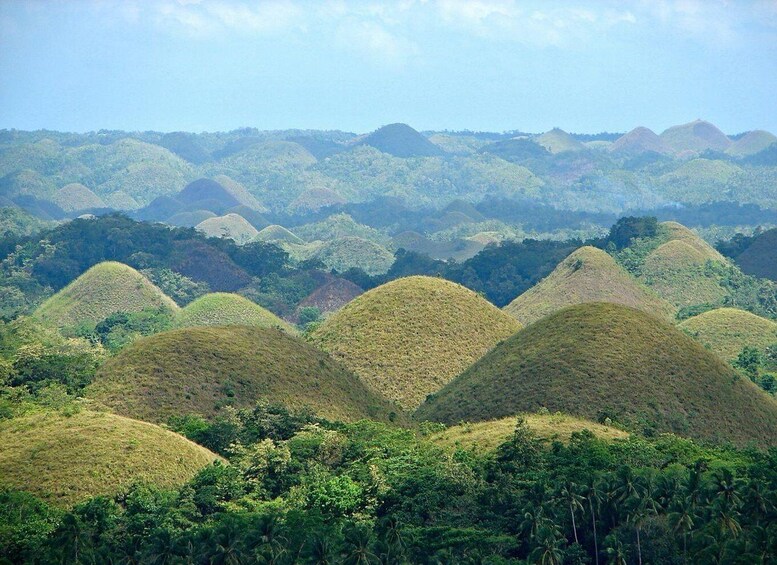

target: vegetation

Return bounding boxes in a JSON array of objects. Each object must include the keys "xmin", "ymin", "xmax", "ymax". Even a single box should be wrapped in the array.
[
  {"xmin": 310, "ymin": 276, "xmax": 521, "ymax": 410},
  {"xmin": 355, "ymin": 123, "xmax": 445, "ymax": 157},
  {"xmin": 175, "ymin": 292, "xmax": 296, "ymax": 333},
  {"xmin": 417, "ymin": 302, "xmax": 777, "ymax": 446},
  {"xmin": 195, "ymin": 213, "xmax": 260, "ymax": 244},
  {"xmin": 719, "ymin": 227, "xmax": 777, "ymax": 281},
  {"xmin": 679, "ymin": 308, "xmax": 777, "ymax": 361},
  {"xmin": 0, "ymin": 409, "xmax": 220, "ymax": 506},
  {"xmin": 312, "ymin": 236, "xmax": 395, "ymax": 276},
  {"xmin": 51, "ymin": 183, "xmax": 106, "ymax": 212},
  {"xmin": 88, "ymin": 326, "xmax": 398, "ymax": 423}
]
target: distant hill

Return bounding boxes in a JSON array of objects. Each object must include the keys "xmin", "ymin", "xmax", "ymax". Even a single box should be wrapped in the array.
[
  {"xmin": 726, "ymin": 130, "xmax": 777, "ymax": 157},
  {"xmin": 355, "ymin": 123, "xmax": 445, "ymax": 158},
  {"xmin": 679, "ymin": 308, "xmax": 777, "ymax": 361},
  {"xmin": 534, "ymin": 128, "xmax": 586, "ymax": 154},
  {"xmin": 213, "ymin": 174, "xmax": 267, "ymax": 211},
  {"xmin": 733, "ymin": 228, "xmax": 777, "ymax": 281},
  {"xmin": 505, "ymin": 246, "xmax": 675, "ymax": 325},
  {"xmin": 429, "ymin": 413, "xmax": 629, "ymax": 452},
  {"xmin": 660, "ymin": 120, "xmax": 732, "ymax": 154},
  {"xmin": 0, "ymin": 410, "xmax": 219, "ymax": 507},
  {"xmin": 610, "ymin": 127, "xmax": 672, "ymax": 155},
  {"xmin": 223, "ymin": 205, "xmax": 270, "ymax": 230},
  {"xmin": 34, "ymin": 262, "xmax": 179, "ymax": 329},
  {"xmin": 416, "ymin": 303, "xmax": 777, "ymax": 447},
  {"xmin": 255, "ymin": 224, "xmax": 304, "ymax": 244},
  {"xmin": 195, "ymin": 213, "xmax": 259, "ymax": 244},
  {"xmin": 295, "ymin": 278, "xmax": 363, "ymax": 319},
  {"xmin": 166, "ymin": 209, "xmax": 217, "ymax": 227},
  {"xmin": 311, "ymin": 236, "xmax": 395, "ymax": 276},
  {"xmin": 288, "ymin": 187, "xmax": 346, "ymax": 215},
  {"xmin": 88, "ymin": 326, "xmax": 398, "ymax": 423},
  {"xmin": 178, "ymin": 178, "xmax": 241, "ymax": 211},
  {"xmin": 176, "ymin": 293, "xmax": 295, "ymax": 333},
  {"xmin": 310, "ymin": 276, "xmax": 522, "ymax": 410},
  {"xmin": 51, "ymin": 183, "xmax": 106, "ymax": 212}
]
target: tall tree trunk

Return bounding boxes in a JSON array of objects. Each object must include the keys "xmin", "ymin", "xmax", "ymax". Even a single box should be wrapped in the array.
[
  {"xmin": 636, "ymin": 526, "xmax": 642, "ymax": 565},
  {"xmin": 589, "ymin": 497, "xmax": 599, "ymax": 565},
  {"xmin": 570, "ymin": 503, "xmax": 579, "ymax": 544}
]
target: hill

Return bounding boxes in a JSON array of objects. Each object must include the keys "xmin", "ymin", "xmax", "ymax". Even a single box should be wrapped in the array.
[
  {"xmin": 679, "ymin": 308, "xmax": 777, "ymax": 361},
  {"xmin": 416, "ymin": 303, "xmax": 777, "ymax": 447},
  {"xmin": 610, "ymin": 127, "xmax": 672, "ymax": 155},
  {"xmin": 726, "ymin": 130, "xmax": 777, "ymax": 157},
  {"xmin": 176, "ymin": 293, "xmax": 296, "ymax": 333},
  {"xmin": 224, "ymin": 205, "xmax": 270, "ymax": 230},
  {"xmin": 429, "ymin": 414, "xmax": 630, "ymax": 452},
  {"xmin": 355, "ymin": 123, "xmax": 445, "ymax": 158},
  {"xmin": 310, "ymin": 276, "xmax": 522, "ymax": 410},
  {"xmin": 0, "ymin": 410, "xmax": 219, "ymax": 507},
  {"xmin": 534, "ymin": 128, "xmax": 586, "ymax": 154},
  {"xmin": 51, "ymin": 183, "xmax": 106, "ymax": 212},
  {"xmin": 296, "ymin": 278, "xmax": 363, "ymax": 318},
  {"xmin": 177, "ymin": 178, "xmax": 241, "ymax": 210},
  {"xmin": 504, "ymin": 246, "xmax": 675, "ymax": 325},
  {"xmin": 212, "ymin": 174, "xmax": 267, "ymax": 211},
  {"xmin": 734, "ymin": 229, "xmax": 777, "ymax": 281},
  {"xmin": 195, "ymin": 213, "xmax": 259, "ymax": 244},
  {"xmin": 87, "ymin": 326, "xmax": 398, "ymax": 423},
  {"xmin": 255, "ymin": 224, "xmax": 304, "ymax": 244},
  {"xmin": 660, "ymin": 119, "xmax": 731, "ymax": 154},
  {"xmin": 33, "ymin": 262, "xmax": 179, "ymax": 329},
  {"xmin": 166, "ymin": 209, "xmax": 217, "ymax": 227},
  {"xmin": 661, "ymin": 221, "xmax": 727, "ymax": 261},
  {"xmin": 311, "ymin": 236, "xmax": 395, "ymax": 276}
]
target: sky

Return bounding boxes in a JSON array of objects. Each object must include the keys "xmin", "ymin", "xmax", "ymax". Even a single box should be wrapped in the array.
[{"xmin": 1, "ymin": 0, "xmax": 776, "ymax": 135}]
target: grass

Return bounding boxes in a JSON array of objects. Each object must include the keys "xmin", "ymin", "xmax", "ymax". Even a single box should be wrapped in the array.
[
  {"xmin": 356, "ymin": 123, "xmax": 445, "ymax": 158},
  {"xmin": 416, "ymin": 302, "xmax": 777, "ymax": 447},
  {"xmin": 428, "ymin": 413, "xmax": 630, "ymax": 453},
  {"xmin": 736, "ymin": 228, "xmax": 777, "ymax": 281},
  {"xmin": 166, "ymin": 209, "xmax": 217, "ymax": 227},
  {"xmin": 296, "ymin": 278, "xmax": 363, "ymax": 318},
  {"xmin": 310, "ymin": 276, "xmax": 522, "ymax": 410},
  {"xmin": 175, "ymin": 292, "xmax": 296, "ymax": 333},
  {"xmin": 195, "ymin": 213, "xmax": 259, "ymax": 244},
  {"xmin": 659, "ymin": 119, "xmax": 731, "ymax": 153},
  {"xmin": 609, "ymin": 127, "xmax": 671, "ymax": 155},
  {"xmin": 312, "ymin": 236, "xmax": 395, "ymax": 276},
  {"xmin": 534, "ymin": 128, "xmax": 585, "ymax": 154},
  {"xmin": 0, "ymin": 409, "xmax": 220, "ymax": 507},
  {"xmin": 51, "ymin": 183, "xmax": 106, "ymax": 212},
  {"xmin": 505, "ymin": 246, "xmax": 676, "ymax": 325},
  {"xmin": 33, "ymin": 262, "xmax": 179, "ymax": 330},
  {"xmin": 679, "ymin": 308, "xmax": 777, "ymax": 361},
  {"xmin": 213, "ymin": 174, "xmax": 267, "ymax": 211},
  {"xmin": 87, "ymin": 325, "xmax": 399, "ymax": 423},
  {"xmin": 255, "ymin": 224, "xmax": 304, "ymax": 244},
  {"xmin": 726, "ymin": 130, "xmax": 777, "ymax": 157}
]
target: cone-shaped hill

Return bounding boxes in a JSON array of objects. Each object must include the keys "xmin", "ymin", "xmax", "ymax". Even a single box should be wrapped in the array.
[
  {"xmin": 610, "ymin": 127, "xmax": 672, "ymax": 155},
  {"xmin": 679, "ymin": 308, "xmax": 777, "ymax": 362},
  {"xmin": 177, "ymin": 178, "xmax": 241, "ymax": 208},
  {"xmin": 195, "ymin": 213, "xmax": 259, "ymax": 244},
  {"xmin": 355, "ymin": 123, "xmax": 445, "ymax": 158},
  {"xmin": 726, "ymin": 130, "xmax": 777, "ymax": 157},
  {"xmin": 661, "ymin": 221, "xmax": 726, "ymax": 262},
  {"xmin": 34, "ymin": 262, "xmax": 179, "ymax": 329},
  {"xmin": 213, "ymin": 174, "xmax": 267, "ymax": 211},
  {"xmin": 734, "ymin": 228, "xmax": 777, "ymax": 281},
  {"xmin": 296, "ymin": 278, "xmax": 363, "ymax": 318},
  {"xmin": 176, "ymin": 293, "xmax": 296, "ymax": 333},
  {"xmin": 660, "ymin": 120, "xmax": 731, "ymax": 154},
  {"xmin": 0, "ymin": 410, "xmax": 220, "ymax": 507},
  {"xmin": 52, "ymin": 183, "xmax": 106, "ymax": 212},
  {"xmin": 504, "ymin": 246, "xmax": 675, "ymax": 325},
  {"xmin": 87, "ymin": 326, "xmax": 398, "ymax": 423},
  {"xmin": 255, "ymin": 224, "xmax": 304, "ymax": 244},
  {"xmin": 309, "ymin": 276, "xmax": 522, "ymax": 410},
  {"xmin": 416, "ymin": 303, "xmax": 777, "ymax": 447},
  {"xmin": 534, "ymin": 128, "xmax": 586, "ymax": 154}
]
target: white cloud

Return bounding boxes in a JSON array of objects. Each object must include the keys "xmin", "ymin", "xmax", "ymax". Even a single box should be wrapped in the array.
[{"xmin": 336, "ymin": 19, "xmax": 419, "ymax": 68}]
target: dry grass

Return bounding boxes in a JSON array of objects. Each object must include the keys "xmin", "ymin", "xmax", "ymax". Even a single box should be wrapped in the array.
[
  {"xmin": 52, "ymin": 183, "xmax": 106, "ymax": 212},
  {"xmin": 255, "ymin": 224, "xmax": 304, "ymax": 244},
  {"xmin": 195, "ymin": 213, "xmax": 260, "ymax": 245},
  {"xmin": 0, "ymin": 409, "xmax": 220, "ymax": 507},
  {"xmin": 416, "ymin": 302, "xmax": 777, "ymax": 447},
  {"xmin": 679, "ymin": 307, "xmax": 777, "ymax": 361},
  {"xmin": 176, "ymin": 293, "xmax": 296, "ymax": 334},
  {"xmin": 310, "ymin": 276, "xmax": 522, "ymax": 410}
]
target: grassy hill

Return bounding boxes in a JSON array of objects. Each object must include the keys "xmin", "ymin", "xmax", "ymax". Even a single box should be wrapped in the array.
[
  {"xmin": 212, "ymin": 174, "xmax": 267, "ymax": 211},
  {"xmin": 51, "ymin": 183, "xmax": 106, "ymax": 212},
  {"xmin": 429, "ymin": 413, "xmax": 630, "ymax": 452},
  {"xmin": 296, "ymin": 278, "xmax": 363, "ymax": 318},
  {"xmin": 679, "ymin": 308, "xmax": 777, "ymax": 361},
  {"xmin": 310, "ymin": 276, "xmax": 522, "ymax": 410},
  {"xmin": 177, "ymin": 178, "xmax": 241, "ymax": 209},
  {"xmin": 660, "ymin": 222, "xmax": 726, "ymax": 261},
  {"xmin": 34, "ymin": 262, "xmax": 179, "ymax": 329},
  {"xmin": 311, "ymin": 236, "xmax": 395, "ymax": 276},
  {"xmin": 734, "ymin": 229, "xmax": 777, "ymax": 281},
  {"xmin": 176, "ymin": 293, "xmax": 296, "ymax": 333},
  {"xmin": 660, "ymin": 120, "xmax": 732, "ymax": 154},
  {"xmin": 355, "ymin": 123, "xmax": 445, "ymax": 158},
  {"xmin": 87, "ymin": 326, "xmax": 398, "ymax": 423},
  {"xmin": 610, "ymin": 127, "xmax": 672, "ymax": 155},
  {"xmin": 195, "ymin": 213, "xmax": 259, "ymax": 244},
  {"xmin": 534, "ymin": 128, "xmax": 586, "ymax": 154},
  {"xmin": 0, "ymin": 410, "xmax": 219, "ymax": 507},
  {"xmin": 416, "ymin": 303, "xmax": 777, "ymax": 447},
  {"xmin": 255, "ymin": 224, "xmax": 304, "ymax": 244},
  {"xmin": 166, "ymin": 209, "xmax": 217, "ymax": 227},
  {"xmin": 726, "ymin": 130, "xmax": 777, "ymax": 157},
  {"xmin": 504, "ymin": 246, "xmax": 675, "ymax": 325}
]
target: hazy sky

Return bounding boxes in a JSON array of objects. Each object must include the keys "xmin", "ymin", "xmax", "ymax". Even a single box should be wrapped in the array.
[{"xmin": 1, "ymin": 0, "xmax": 776, "ymax": 134}]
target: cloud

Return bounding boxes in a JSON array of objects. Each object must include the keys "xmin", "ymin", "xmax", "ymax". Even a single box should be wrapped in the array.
[{"xmin": 336, "ymin": 19, "xmax": 419, "ymax": 68}]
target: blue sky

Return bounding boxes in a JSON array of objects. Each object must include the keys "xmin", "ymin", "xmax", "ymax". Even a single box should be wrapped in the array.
[{"xmin": 1, "ymin": 0, "xmax": 776, "ymax": 134}]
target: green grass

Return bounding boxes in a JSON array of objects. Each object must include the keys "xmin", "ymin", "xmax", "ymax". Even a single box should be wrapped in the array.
[
  {"xmin": 33, "ymin": 262, "xmax": 179, "ymax": 330},
  {"xmin": 726, "ymin": 130, "xmax": 777, "ymax": 157},
  {"xmin": 505, "ymin": 246, "xmax": 675, "ymax": 325},
  {"xmin": 175, "ymin": 293, "xmax": 296, "ymax": 333},
  {"xmin": 428, "ymin": 413, "xmax": 630, "ymax": 453},
  {"xmin": 0, "ymin": 409, "xmax": 220, "ymax": 507},
  {"xmin": 255, "ymin": 224, "xmax": 304, "ymax": 244},
  {"xmin": 310, "ymin": 276, "xmax": 522, "ymax": 410},
  {"xmin": 195, "ymin": 213, "xmax": 259, "ymax": 244},
  {"xmin": 679, "ymin": 308, "xmax": 777, "ymax": 361},
  {"xmin": 609, "ymin": 127, "xmax": 671, "ymax": 155},
  {"xmin": 213, "ymin": 174, "xmax": 267, "ymax": 211},
  {"xmin": 534, "ymin": 128, "xmax": 585, "ymax": 154},
  {"xmin": 311, "ymin": 236, "xmax": 395, "ymax": 276},
  {"xmin": 87, "ymin": 325, "xmax": 399, "ymax": 423},
  {"xmin": 659, "ymin": 120, "xmax": 731, "ymax": 153},
  {"xmin": 416, "ymin": 302, "xmax": 777, "ymax": 447},
  {"xmin": 51, "ymin": 183, "xmax": 106, "ymax": 212}
]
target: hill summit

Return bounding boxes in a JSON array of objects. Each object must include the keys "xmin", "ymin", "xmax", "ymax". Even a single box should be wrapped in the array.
[
  {"xmin": 175, "ymin": 292, "xmax": 295, "ymax": 333},
  {"xmin": 310, "ymin": 276, "xmax": 522, "ymax": 410},
  {"xmin": 504, "ymin": 246, "xmax": 675, "ymax": 325},
  {"xmin": 660, "ymin": 119, "xmax": 731, "ymax": 154},
  {"xmin": 679, "ymin": 308, "xmax": 777, "ymax": 361},
  {"xmin": 356, "ymin": 123, "xmax": 445, "ymax": 158},
  {"xmin": 610, "ymin": 127, "xmax": 672, "ymax": 155},
  {"xmin": 416, "ymin": 303, "xmax": 777, "ymax": 447}
]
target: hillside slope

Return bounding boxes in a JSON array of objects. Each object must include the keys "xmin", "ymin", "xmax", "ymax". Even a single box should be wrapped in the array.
[
  {"xmin": 310, "ymin": 276, "xmax": 522, "ymax": 410},
  {"xmin": 416, "ymin": 303, "xmax": 777, "ymax": 447},
  {"xmin": 175, "ymin": 293, "xmax": 296, "ymax": 333},
  {"xmin": 679, "ymin": 308, "xmax": 777, "ymax": 361}
]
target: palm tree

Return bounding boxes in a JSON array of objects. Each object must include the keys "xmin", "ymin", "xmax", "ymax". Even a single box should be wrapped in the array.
[
  {"xmin": 582, "ymin": 477, "xmax": 604, "ymax": 565},
  {"xmin": 343, "ymin": 524, "xmax": 377, "ymax": 565},
  {"xmin": 528, "ymin": 524, "xmax": 565, "ymax": 565},
  {"xmin": 556, "ymin": 481, "xmax": 584, "ymax": 544},
  {"xmin": 667, "ymin": 497, "xmax": 696, "ymax": 563}
]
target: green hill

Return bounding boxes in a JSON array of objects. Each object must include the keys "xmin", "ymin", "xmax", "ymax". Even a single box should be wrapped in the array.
[
  {"xmin": 311, "ymin": 236, "xmax": 395, "ymax": 276},
  {"xmin": 429, "ymin": 413, "xmax": 630, "ymax": 452},
  {"xmin": 288, "ymin": 187, "xmax": 346, "ymax": 215},
  {"xmin": 310, "ymin": 276, "xmax": 522, "ymax": 410},
  {"xmin": 166, "ymin": 209, "xmax": 217, "ymax": 227},
  {"xmin": 661, "ymin": 222, "xmax": 726, "ymax": 261},
  {"xmin": 735, "ymin": 229, "xmax": 777, "ymax": 281},
  {"xmin": 175, "ymin": 293, "xmax": 296, "ymax": 333},
  {"xmin": 355, "ymin": 123, "xmax": 445, "ymax": 158},
  {"xmin": 33, "ymin": 262, "xmax": 179, "ymax": 329},
  {"xmin": 416, "ymin": 303, "xmax": 777, "ymax": 447},
  {"xmin": 660, "ymin": 119, "xmax": 732, "ymax": 154},
  {"xmin": 504, "ymin": 246, "xmax": 675, "ymax": 325},
  {"xmin": 293, "ymin": 213, "xmax": 388, "ymax": 245},
  {"xmin": 679, "ymin": 308, "xmax": 777, "ymax": 361},
  {"xmin": 87, "ymin": 326, "xmax": 397, "ymax": 423},
  {"xmin": 195, "ymin": 213, "xmax": 259, "ymax": 244},
  {"xmin": 51, "ymin": 183, "xmax": 106, "ymax": 212},
  {"xmin": 0, "ymin": 410, "xmax": 219, "ymax": 507},
  {"xmin": 610, "ymin": 127, "xmax": 672, "ymax": 155},
  {"xmin": 534, "ymin": 128, "xmax": 586, "ymax": 154},
  {"xmin": 213, "ymin": 174, "xmax": 267, "ymax": 211},
  {"xmin": 726, "ymin": 130, "xmax": 777, "ymax": 157},
  {"xmin": 296, "ymin": 278, "xmax": 363, "ymax": 318},
  {"xmin": 255, "ymin": 224, "xmax": 304, "ymax": 244}
]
